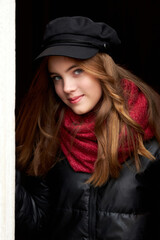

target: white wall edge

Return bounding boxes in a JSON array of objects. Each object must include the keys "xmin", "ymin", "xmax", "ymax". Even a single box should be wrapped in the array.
[{"xmin": 0, "ymin": 0, "xmax": 15, "ymax": 239}]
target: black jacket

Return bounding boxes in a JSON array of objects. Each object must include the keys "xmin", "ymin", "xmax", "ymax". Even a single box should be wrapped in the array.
[{"xmin": 16, "ymin": 138, "xmax": 160, "ymax": 240}]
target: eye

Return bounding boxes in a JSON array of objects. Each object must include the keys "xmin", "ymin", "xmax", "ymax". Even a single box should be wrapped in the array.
[
  {"xmin": 51, "ymin": 75, "xmax": 62, "ymax": 81},
  {"xmin": 74, "ymin": 68, "xmax": 83, "ymax": 75}
]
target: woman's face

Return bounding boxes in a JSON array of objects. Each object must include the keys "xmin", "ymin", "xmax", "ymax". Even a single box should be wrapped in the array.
[{"xmin": 48, "ymin": 56, "xmax": 102, "ymax": 115}]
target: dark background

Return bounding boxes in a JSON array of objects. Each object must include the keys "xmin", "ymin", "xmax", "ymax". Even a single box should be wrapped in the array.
[{"xmin": 16, "ymin": 0, "xmax": 160, "ymax": 108}]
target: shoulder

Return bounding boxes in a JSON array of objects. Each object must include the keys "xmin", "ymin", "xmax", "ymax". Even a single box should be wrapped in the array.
[
  {"xmin": 144, "ymin": 137, "xmax": 160, "ymax": 157},
  {"xmin": 140, "ymin": 138, "xmax": 160, "ymax": 172},
  {"xmin": 135, "ymin": 138, "xmax": 160, "ymax": 189},
  {"xmin": 113, "ymin": 138, "xmax": 160, "ymax": 202}
]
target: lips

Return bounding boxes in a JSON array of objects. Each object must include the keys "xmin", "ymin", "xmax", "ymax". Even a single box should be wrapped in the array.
[{"xmin": 68, "ymin": 95, "xmax": 84, "ymax": 104}]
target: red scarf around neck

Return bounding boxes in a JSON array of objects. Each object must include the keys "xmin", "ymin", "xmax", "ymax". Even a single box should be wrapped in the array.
[{"xmin": 60, "ymin": 79, "xmax": 154, "ymax": 173}]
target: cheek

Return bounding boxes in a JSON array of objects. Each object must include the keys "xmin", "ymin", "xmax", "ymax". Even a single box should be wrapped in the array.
[
  {"xmin": 54, "ymin": 84, "xmax": 63, "ymax": 99},
  {"xmin": 93, "ymin": 84, "xmax": 102, "ymax": 103},
  {"xmin": 84, "ymin": 79, "xmax": 102, "ymax": 97}
]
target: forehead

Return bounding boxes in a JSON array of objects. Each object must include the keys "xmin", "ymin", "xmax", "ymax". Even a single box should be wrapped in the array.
[{"xmin": 48, "ymin": 56, "xmax": 80, "ymax": 71}]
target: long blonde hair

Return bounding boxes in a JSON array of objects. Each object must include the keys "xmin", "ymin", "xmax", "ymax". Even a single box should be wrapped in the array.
[{"xmin": 16, "ymin": 53, "xmax": 160, "ymax": 186}]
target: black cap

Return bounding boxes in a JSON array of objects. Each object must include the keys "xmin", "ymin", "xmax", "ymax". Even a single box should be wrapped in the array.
[{"xmin": 36, "ymin": 16, "xmax": 121, "ymax": 60}]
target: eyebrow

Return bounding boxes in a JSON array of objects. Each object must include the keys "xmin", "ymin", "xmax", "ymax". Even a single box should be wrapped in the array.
[{"xmin": 49, "ymin": 64, "xmax": 78, "ymax": 75}]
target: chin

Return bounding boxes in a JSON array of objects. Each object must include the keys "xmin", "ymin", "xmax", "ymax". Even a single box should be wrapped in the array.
[
  {"xmin": 73, "ymin": 110, "xmax": 86, "ymax": 115},
  {"xmin": 71, "ymin": 106, "xmax": 92, "ymax": 115},
  {"xmin": 71, "ymin": 108, "xmax": 86, "ymax": 115}
]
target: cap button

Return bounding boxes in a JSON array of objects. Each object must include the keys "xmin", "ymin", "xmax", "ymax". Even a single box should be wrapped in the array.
[{"xmin": 104, "ymin": 43, "xmax": 107, "ymax": 48}]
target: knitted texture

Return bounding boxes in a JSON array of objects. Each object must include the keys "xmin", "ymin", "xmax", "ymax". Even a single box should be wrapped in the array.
[{"xmin": 60, "ymin": 79, "xmax": 154, "ymax": 173}]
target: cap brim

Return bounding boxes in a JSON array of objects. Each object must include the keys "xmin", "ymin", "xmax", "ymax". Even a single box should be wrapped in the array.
[{"xmin": 35, "ymin": 45, "xmax": 99, "ymax": 60}]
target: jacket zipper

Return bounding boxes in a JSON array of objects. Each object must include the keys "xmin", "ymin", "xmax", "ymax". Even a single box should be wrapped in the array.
[{"xmin": 89, "ymin": 186, "xmax": 98, "ymax": 240}]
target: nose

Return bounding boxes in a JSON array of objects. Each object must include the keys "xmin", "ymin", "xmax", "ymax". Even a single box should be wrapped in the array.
[{"xmin": 63, "ymin": 77, "xmax": 77, "ymax": 94}]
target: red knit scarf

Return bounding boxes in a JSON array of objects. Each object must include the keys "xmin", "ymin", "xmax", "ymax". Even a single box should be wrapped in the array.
[{"xmin": 60, "ymin": 79, "xmax": 154, "ymax": 173}]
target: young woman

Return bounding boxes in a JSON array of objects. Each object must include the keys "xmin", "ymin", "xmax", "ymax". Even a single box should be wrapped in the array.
[{"xmin": 16, "ymin": 16, "xmax": 160, "ymax": 240}]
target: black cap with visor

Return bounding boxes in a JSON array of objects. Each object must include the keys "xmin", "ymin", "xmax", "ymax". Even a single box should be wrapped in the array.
[{"xmin": 36, "ymin": 16, "xmax": 121, "ymax": 60}]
